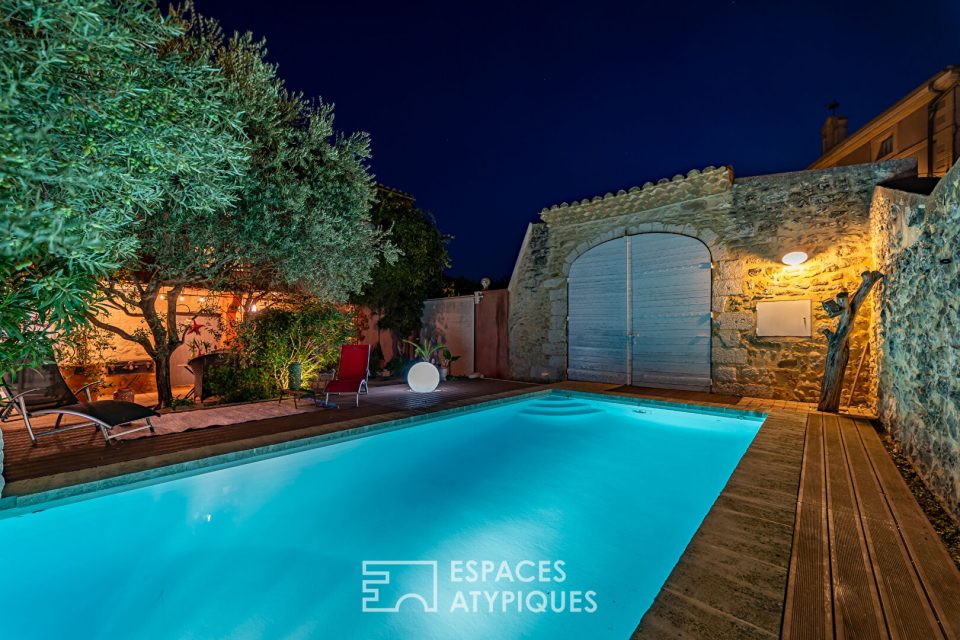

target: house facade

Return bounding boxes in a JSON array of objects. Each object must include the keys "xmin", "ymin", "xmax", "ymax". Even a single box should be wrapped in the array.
[
  {"xmin": 810, "ymin": 66, "xmax": 960, "ymax": 177},
  {"xmin": 508, "ymin": 160, "xmax": 915, "ymax": 404}
]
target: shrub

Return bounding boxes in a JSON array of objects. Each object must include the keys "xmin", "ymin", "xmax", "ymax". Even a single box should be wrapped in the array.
[
  {"xmin": 204, "ymin": 355, "xmax": 275, "ymax": 403},
  {"xmin": 206, "ymin": 303, "xmax": 362, "ymax": 401}
]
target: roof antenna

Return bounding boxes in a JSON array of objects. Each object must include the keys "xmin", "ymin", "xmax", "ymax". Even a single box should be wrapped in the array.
[{"xmin": 827, "ymin": 100, "xmax": 840, "ymax": 115}]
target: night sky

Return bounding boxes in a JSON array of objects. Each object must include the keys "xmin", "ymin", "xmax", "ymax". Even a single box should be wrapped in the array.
[{"xmin": 192, "ymin": 0, "xmax": 959, "ymax": 280}]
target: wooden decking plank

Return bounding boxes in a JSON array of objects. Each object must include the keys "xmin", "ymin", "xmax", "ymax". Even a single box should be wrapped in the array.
[
  {"xmin": 783, "ymin": 413, "xmax": 832, "ymax": 640},
  {"xmin": 1, "ymin": 380, "xmax": 533, "ymax": 486},
  {"xmin": 837, "ymin": 416, "xmax": 943, "ymax": 640},
  {"xmin": 823, "ymin": 413, "xmax": 888, "ymax": 640},
  {"xmin": 853, "ymin": 418, "xmax": 960, "ymax": 640}
]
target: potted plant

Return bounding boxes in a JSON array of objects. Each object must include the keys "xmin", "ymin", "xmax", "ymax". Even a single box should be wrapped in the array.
[
  {"xmin": 112, "ymin": 376, "xmax": 138, "ymax": 403},
  {"xmin": 402, "ymin": 338, "xmax": 442, "ymax": 392},
  {"xmin": 436, "ymin": 346, "xmax": 460, "ymax": 381}
]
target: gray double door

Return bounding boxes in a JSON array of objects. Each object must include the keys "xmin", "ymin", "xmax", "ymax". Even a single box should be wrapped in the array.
[{"xmin": 567, "ymin": 233, "xmax": 711, "ymax": 391}]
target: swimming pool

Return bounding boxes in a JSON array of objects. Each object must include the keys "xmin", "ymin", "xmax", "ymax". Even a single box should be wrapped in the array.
[{"xmin": 0, "ymin": 391, "xmax": 763, "ymax": 639}]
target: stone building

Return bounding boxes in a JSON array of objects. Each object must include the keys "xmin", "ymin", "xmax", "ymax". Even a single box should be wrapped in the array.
[
  {"xmin": 810, "ymin": 66, "xmax": 960, "ymax": 177},
  {"xmin": 508, "ymin": 160, "xmax": 916, "ymax": 404},
  {"xmin": 871, "ymin": 160, "xmax": 960, "ymax": 517},
  {"xmin": 509, "ymin": 155, "xmax": 960, "ymax": 519}
]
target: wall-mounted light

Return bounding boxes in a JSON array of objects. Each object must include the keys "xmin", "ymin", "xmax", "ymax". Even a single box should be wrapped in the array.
[
  {"xmin": 782, "ymin": 251, "xmax": 809, "ymax": 266},
  {"xmin": 250, "ymin": 303, "xmax": 258, "ymax": 313},
  {"xmin": 198, "ymin": 297, "xmax": 206, "ymax": 303}
]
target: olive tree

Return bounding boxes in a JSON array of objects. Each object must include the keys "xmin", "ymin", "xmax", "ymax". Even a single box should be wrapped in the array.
[
  {"xmin": 93, "ymin": 6, "xmax": 394, "ymax": 406},
  {"xmin": 76, "ymin": 3, "xmax": 251, "ymax": 407},
  {"xmin": 0, "ymin": 0, "xmax": 242, "ymax": 376}
]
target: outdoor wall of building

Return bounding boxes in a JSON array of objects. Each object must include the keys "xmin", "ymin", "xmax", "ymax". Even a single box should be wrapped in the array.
[
  {"xmin": 872, "ymin": 161, "xmax": 960, "ymax": 519},
  {"xmin": 421, "ymin": 296, "xmax": 475, "ymax": 376},
  {"xmin": 509, "ymin": 159, "xmax": 916, "ymax": 403},
  {"xmin": 83, "ymin": 293, "xmax": 232, "ymax": 392},
  {"xmin": 359, "ymin": 308, "xmax": 400, "ymax": 370},
  {"xmin": 820, "ymin": 89, "xmax": 957, "ymax": 177},
  {"xmin": 811, "ymin": 69, "xmax": 959, "ymax": 177}
]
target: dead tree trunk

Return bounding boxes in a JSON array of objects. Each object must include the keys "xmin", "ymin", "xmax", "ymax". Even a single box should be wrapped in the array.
[{"xmin": 817, "ymin": 270, "xmax": 883, "ymax": 413}]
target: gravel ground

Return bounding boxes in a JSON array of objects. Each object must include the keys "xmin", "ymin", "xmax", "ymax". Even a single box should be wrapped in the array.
[{"xmin": 875, "ymin": 424, "xmax": 960, "ymax": 571}]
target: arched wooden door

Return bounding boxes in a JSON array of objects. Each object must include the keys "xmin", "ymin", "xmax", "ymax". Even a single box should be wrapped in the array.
[{"xmin": 567, "ymin": 233, "xmax": 711, "ymax": 391}]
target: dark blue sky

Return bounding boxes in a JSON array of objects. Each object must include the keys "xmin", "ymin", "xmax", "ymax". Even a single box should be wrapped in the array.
[{"xmin": 193, "ymin": 0, "xmax": 959, "ymax": 280}]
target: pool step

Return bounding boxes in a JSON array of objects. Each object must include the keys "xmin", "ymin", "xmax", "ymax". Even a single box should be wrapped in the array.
[
  {"xmin": 526, "ymin": 400, "xmax": 587, "ymax": 409},
  {"xmin": 535, "ymin": 395, "xmax": 581, "ymax": 403},
  {"xmin": 517, "ymin": 401, "xmax": 604, "ymax": 417}
]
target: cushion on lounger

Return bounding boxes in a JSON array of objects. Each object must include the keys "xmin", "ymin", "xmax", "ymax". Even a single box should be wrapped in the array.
[
  {"xmin": 34, "ymin": 400, "xmax": 158, "ymax": 427},
  {"xmin": 325, "ymin": 378, "xmax": 365, "ymax": 393}
]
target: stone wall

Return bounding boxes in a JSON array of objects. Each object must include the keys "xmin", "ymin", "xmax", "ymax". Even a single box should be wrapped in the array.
[
  {"xmin": 509, "ymin": 159, "xmax": 916, "ymax": 404},
  {"xmin": 872, "ymin": 162, "xmax": 960, "ymax": 518}
]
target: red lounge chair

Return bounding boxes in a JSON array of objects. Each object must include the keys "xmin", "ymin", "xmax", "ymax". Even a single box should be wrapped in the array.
[{"xmin": 324, "ymin": 344, "xmax": 371, "ymax": 407}]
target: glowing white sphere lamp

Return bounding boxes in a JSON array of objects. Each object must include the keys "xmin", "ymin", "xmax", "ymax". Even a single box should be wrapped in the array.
[
  {"xmin": 408, "ymin": 361, "xmax": 440, "ymax": 393},
  {"xmin": 782, "ymin": 251, "xmax": 809, "ymax": 266}
]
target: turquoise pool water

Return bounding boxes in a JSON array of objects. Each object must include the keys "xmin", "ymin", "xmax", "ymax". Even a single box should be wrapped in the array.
[{"xmin": 0, "ymin": 392, "xmax": 763, "ymax": 639}]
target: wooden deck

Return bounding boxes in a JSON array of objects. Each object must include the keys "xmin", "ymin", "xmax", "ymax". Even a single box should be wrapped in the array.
[
  {"xmin": 0, "ymin": 378, "xmax": 536, "ymax": 494},
  {"xmin": 782, "ymin": 413, "xmax": 960, "ymax": 640}
]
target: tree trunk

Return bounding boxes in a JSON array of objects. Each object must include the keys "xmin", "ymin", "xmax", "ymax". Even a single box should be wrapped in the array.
[
  {"xmin": 817, "ymin": 270, "xmax": 883, "ymax": 413},
  {"xmin": 92, "ymin": 276, "xmax": 186, "ymax": 409},
  {"xmin": 153, "ymin": 352, "xmax": 173, "ymax": 409},
  {"xmin": 818, "ymin": 337, "xmax": 850, "ymax": 413}
]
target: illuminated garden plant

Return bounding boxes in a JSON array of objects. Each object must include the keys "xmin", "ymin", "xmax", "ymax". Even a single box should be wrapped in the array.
[
  {"xmin": 81, "ymin": 3, "xmax": 396, "ymax": 407},
  {"xmin": 0, "ymin": 0, "xmax": 240, "ymax": 374}
]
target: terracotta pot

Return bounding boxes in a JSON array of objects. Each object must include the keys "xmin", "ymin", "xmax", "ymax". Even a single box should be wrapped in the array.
[{"xmin": 113, "ymin": 389, "xmax": 135, "ymax": 403}]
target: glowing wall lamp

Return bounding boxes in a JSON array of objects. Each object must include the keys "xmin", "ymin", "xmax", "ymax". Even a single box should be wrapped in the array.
[
  {"xmin": 782, "ymin": 251, "xmax": 809, "ymax": 266},
  {"xmin": 408, "ymin": 361, "xmax": 440, "ymax": 393}
]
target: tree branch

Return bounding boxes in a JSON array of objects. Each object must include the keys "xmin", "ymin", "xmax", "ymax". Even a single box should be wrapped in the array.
[
  {"xmin": 87, "ymin": 315, "xmax": 155, "ymax": 357},
  {"xmin": 101, "ymin": 298, "xmax": 145, "ymax": 318},
  {"xmin": 102, "ymin": 281, "xmax": 140, "ymax": 308}
]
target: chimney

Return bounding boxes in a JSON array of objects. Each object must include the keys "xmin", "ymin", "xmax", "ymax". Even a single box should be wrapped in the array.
[{"xmin": 821, "ymin": 115, "xmax": 848, "ymax": 154}]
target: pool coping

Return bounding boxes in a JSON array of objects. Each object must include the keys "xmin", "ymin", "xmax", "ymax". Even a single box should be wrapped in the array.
[{"xmin": 630, "ymin": 405, "xmax": 808, "ymax": 639}]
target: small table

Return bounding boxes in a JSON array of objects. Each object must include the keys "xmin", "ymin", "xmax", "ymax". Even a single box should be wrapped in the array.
[
  {"xmin": 278, "ymin": 388, "xmax": 312, "ymax": 408},
  {"xmin": 279, "ymin": 373, "xmax": 335, "ymax": 408}
]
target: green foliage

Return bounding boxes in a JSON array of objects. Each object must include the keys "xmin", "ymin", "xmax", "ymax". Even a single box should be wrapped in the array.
[
  {"xmin": 403, "ymin": 337, "xmax": 442, "ymax": 362},
  {"xmin": 55, "ymin": 326, "xmax": 116, "ymax": 371},
  {"xmin": 353, "ymin": 188, "xmax": 451, "ymax": 339},
  {"xmin": 168, "ymin": 396, "xmax": 196, "ymax": 411},
  {"xmin": 91, "ymin": 4, "xmax": 394, "ymax": 406},
  {"xmin": 0, "ymin": 0, "xmax": 242, "ymax": 374},
  {"xmin": 438, "ymin": 346, "xmax": 460, "ymax": 369},
  {"xmin": 172, "ymin": 6, "xmax": 395, "ymax": 301},
  {"xmin": 55, "ymin": 324, "xmax": 116, "ymax": 392},
  {"xmin": 207, "ymin": 303, "xmax": 360, "ymax": 401},
  {"xmin": 204, "ymin": 356, "xmax": 275, "ymax": 404}
]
